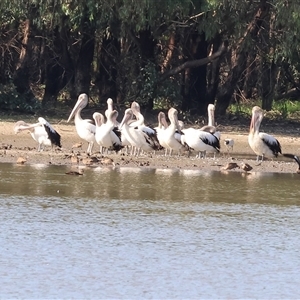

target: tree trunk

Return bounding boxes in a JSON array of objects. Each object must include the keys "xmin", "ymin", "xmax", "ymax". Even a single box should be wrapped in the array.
[
  {"xmin": 216, "ymin": 0, "xmax": 271, "ymax": 115},
  {"xmin": 206, "ymin": 35, "xmax": 222, "ymax": 106},
  {"xmin": 42, "ymin": 23, "xmax": 74, "ymax": 107},
  {"xmin": 259, "ymin": 10, "xmax": 277, "ymax": 111},
  {"xmin": 181, "ymin": 31, "xmax": 207, "ymax": 115},
  {"xmin": 242, "ymin": 51, "xmax": 258, "ymax": 99},
  {"xmin": 13, "ymin": 19, "xmax": 36, "ymax": 103},
  {"xmin": 70, "ymin": 18, "xmax": 95, "ymax": 100},
  {"xmin": 139, "ymin": 29, "xmax": 156, "ymax": 110},
  {"xmin": 96, "ymin": 35, "xmax": 119, "ymax": 104},
  {"xmin": 261, "ymin": 61, "xmax": 277, "ymax": 110}
]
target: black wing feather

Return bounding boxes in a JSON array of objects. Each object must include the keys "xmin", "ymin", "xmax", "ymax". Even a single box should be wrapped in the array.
[{"xmin": 43, "ymin": 124, "xmax": 61, "ymax": 147}]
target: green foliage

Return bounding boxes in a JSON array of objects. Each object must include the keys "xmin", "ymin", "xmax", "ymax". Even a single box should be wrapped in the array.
[
  {"xmin": 0, "ymin": 82, "xmax": 40, "ymax": 112},
  {"xmin": 229, "ymin": 99, "xmax": 300, "ymax": 120}
]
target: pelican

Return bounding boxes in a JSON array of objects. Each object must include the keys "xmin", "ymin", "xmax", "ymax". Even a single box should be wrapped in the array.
[
  {"xmin": 130, "ymin": 101, "xmax": 162, "ymax": 152},
  {"xmin": 105, "ymin": 98, "xmax": 114, "ymax": 118},
  {"xmin": 181, "ymin": 127, "xmax": 220, "ymax": 159},
  {"xmin": 67, "ymin": 93, "xmax": 96, "ymax": 155},
  {"xmin": 156, "ymin": 112, "xmax": 170, "ymax": 155},
  {"xmin": 248, "ymin": 106, "xmax": 281, "ymax": 161},
  {"xmin": 196, "ymin": 104, "xmax": 221, "ymax": 158},
  {"xmin": 199, "ymin": 104, "xmax": 220, "ymax": 139},
  {"xmin": 119, "ymin": 109, "xmax": 161, "ymax": 156},
  {"xmin": 14, "ymin": 117, "xmax": 61, "ymax": 151},
  {"xmin": 105, "ymin": 98, "xmax": 120, "ymax": 126},
  {"xmin": 159, "ymin": 108, "xmax": 187, "ymax": 156},
  {"xmin": 93, "ymin": 110, "xmax": 123, "ymax": 154}
]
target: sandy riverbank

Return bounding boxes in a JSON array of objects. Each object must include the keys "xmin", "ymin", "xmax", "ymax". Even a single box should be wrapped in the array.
[{"xmin": 1, "ymin": 119, "xmax": 300, "ymax": 174}]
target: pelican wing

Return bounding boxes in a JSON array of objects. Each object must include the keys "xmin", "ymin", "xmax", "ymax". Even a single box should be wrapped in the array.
[
  {"xmin": 112, "ymin": 126, "xmax": 122, "ymax": 142},
  {"xmin": 136, "ymin": 127, "xmax": 162, "ymax": 150},
  {"xmin": 110, "ymin": 129, "xmax": 124, "ymax": 152},
  {"xmin": 199, "ymin": 131, "xmax": 220, "ymax": 151},
  {"xmin": 38, "ymin": 118, "xmax": 61, "ymax": 147},
  {"xmin": 82, "ymin": 119, "xmax": 96, "ymax": 135},
  {"xmin": 259, "ymin": 132, "xmax": 281, "ymax": 156}
]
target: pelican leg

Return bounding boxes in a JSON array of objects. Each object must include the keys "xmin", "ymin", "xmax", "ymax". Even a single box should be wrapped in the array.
[
  {"xmin": 164, "ymin": 148, "xmax": 168, "ymax": 156},
  {"xmin": 136, "ymin": 147, "xmax": 141, "ymax": 156},
  {"xmin": 130, "ymin": 146, "xmax": 135, "ymax": 156},
  {"xmin": 196, "ymin": 151, "xmax": 206, "ymax": 159},
  {"xmin": 87, "ymin": 141, "xmax": 94, "ymax": 155},
  {"xmin": 256, "ymin": 155, "xmax": 263, "ymax": 162}
]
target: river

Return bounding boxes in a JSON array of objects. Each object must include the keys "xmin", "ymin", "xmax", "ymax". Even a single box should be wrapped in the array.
[{"xmin": 0, "ymin": 163, "xmax": 299, "ymax": 298}]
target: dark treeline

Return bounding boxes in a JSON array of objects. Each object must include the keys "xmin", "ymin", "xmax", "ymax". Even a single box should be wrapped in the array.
[{"xmin": 1, "ymin": 0, "xmax": 300, "ymax": 115}]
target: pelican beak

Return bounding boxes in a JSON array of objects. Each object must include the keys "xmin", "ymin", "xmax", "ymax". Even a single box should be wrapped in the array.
[
  {"xmin": 172, "ymin": 113, "xmax": 182, "ymax": 133},
  {"xmin": 119, "ymin": 114, "xmax": 127, "ymax": 129},
  {"xmin": 67, "ymin": 100, "xmax": 81, "ymax": 123},
  {"xmin": 111, "ymin": 110, "xmax": 119, "ymax": 123},
  {"xmin": 119, "ymin": 110, "xmax": 132, "ymax": 129}
]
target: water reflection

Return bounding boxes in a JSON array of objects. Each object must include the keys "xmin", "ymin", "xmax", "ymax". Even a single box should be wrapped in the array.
[{"xmin": 0, "ymin": 163, "xmax": 299, "ymax": 205}]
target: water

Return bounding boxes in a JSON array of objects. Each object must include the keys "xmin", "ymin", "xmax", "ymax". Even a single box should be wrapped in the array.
[{"xmin": 0, "ymin": 163, "xmax": 300, "ymax": 298}]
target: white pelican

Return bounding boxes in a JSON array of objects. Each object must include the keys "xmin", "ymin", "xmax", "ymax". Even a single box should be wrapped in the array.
[
  {"xmin": 155, "ymin": 111, "xmax": 173, "ymax": 156},
  {"xmin": 181, "ymin": 127, "xmax": 220, "ymax": 159},
  {"xmin": 14, "ymin": 117, "xmax": 61, "ymax": 151},
  {"xmin": 93, "ymin": 110, "xmax": 123, "ymax": 154},
  {"xmin": 248, "ymin": 106, "xmax": 281, "ymax": 161},
  {"xmin": 159, "ymin": 108, "xmax": 187, "ymax": 156},
  {"xmin": 105, "ymin": 98, "xmax": 120, "ymax": 126},
  {"xmin": 199, "ymin": 104, "xmax": 219, "ymax": 137},
  {"xmin": 197, "ymin": 104, "xmax": 221, "ymax": 158},
  {"xmin": 119, "ymin": 108, "xmax": 161, "ymax": 156},
  {"xmin": 67, "ymin": 93, "xmax": 96, "ymax": 155},
  {"xmin": 130, "ymin": 102, "xmax": 162, "ymax": 151}
]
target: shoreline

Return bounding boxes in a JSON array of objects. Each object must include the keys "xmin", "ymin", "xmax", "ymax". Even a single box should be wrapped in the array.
[{"xmin": 1, "ymin": 121, "xmax": 300, "ymax": 174}]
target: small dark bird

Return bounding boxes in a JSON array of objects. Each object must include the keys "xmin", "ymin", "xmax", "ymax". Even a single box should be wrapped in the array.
[
  {"xmin": 65, "ymin": 170, "xmax": 83, "ymax": 175},
  {"xmin": 224, "ymin": 138, "xmax": 234, "ymax": 152},
  {"xmin": 283, "ymin": 153, "xmax": 300, "ymax": 174},
  {"xmin": 222, "ymin": 162, "xmax": 239, "ymax": 170},
  {"xmin": 240, "ymin": 162, "xmax": 253, "ymax": 172}
]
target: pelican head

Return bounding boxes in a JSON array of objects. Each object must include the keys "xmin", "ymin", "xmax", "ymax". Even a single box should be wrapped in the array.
[
  {"xmin": 14, "ymin": 121, "xmax": 28, "ymax": 134},
  {"xmin": 207, "ymin": 104, "xmax": 215, "ymax": 126},
  {"xmin": 168, "ymin": 108, "xmax": 181, "ymax": 133},
  {"xmin": 250, "ymin": 106, "xmax": 264, "ymax": 133},
  {"xmin": 131, "ymin": 101, "xmax": 140, "ymax": 111},
  {"xmin": 93, "ymin": 112, "xmax": 105, "ymax": 127},
  {"xmin": 13, "ymin": 120, "xmax": 36, "ymax": 134},
  {"xmin": 119, "ymin": 109, "xmax": 133, "ymax": 129},
  {"xmin": 207, "ymin": 104, "xmax": 215, "ymax": 112},
  {"xmin": 158, "ymin": 111, "xmax": 168, "ymax": 129},
  {"xmin": 109, "ymin": 110, "xmax": 119, "ymax": 123},
  {"xmin": 107, "ymin": 98, "xmax": 113, "ymax": 108},
  {"xmin": 67, "ymin": 93, "xmax": 89, "ymax": 123}
]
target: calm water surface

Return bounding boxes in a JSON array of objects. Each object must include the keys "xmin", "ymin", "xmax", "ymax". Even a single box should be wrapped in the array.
[{"xmin": 0, "ymin": 163, "xmax": 300, "ymax": 298}]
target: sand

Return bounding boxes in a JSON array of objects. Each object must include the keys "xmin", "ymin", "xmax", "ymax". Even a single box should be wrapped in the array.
[{"xmin": 1, "ymin": 119, "xmax": 300, "ymax": 174}]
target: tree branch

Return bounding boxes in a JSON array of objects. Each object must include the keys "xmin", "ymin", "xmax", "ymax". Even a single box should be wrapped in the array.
[{"xmin": 160, "ymin": 40, "xmax": 228, "ymax": 81}]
